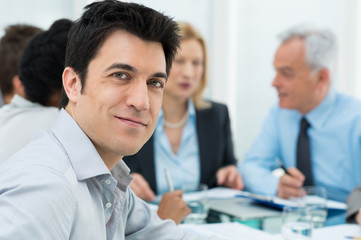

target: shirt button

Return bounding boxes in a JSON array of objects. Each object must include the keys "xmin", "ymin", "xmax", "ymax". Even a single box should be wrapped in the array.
[
  {"xmin": 105, "ymin": 179, "xmax": 111, "ymax": 185},
  {"xmin": 105, "ymin": 202, "xmax": 112, "ymax": 208}
]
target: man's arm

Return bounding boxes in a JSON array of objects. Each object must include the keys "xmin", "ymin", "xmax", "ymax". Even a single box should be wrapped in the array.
[
  {"xmin": 346, "ymin": 185, "xmax": 361, "ymax": 224},
  {"xmin": 239, "ymin": 106, "xmax": 281, "ymax": 196},
  {"xmin": 0, "ymin": 165, "xmax": 74, "ymax": 239}
]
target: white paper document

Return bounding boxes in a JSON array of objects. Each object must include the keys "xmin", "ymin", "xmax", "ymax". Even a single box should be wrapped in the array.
[
  {"xmin": 180, "ymin": 222, "xmax": 280, "ymax": 240},
  {"xmin": 313, "ymin": 224, "xmax": 361, "ymax": 239}
]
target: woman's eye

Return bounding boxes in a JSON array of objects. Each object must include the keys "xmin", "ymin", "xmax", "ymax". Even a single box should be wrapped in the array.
[
  {"xmin": 193, "ymin": 61, "xmax": 202, "ymax": 66},
  {"xmin": 174, "ymin": 59, "xmax": 185, "ymax": 64}
]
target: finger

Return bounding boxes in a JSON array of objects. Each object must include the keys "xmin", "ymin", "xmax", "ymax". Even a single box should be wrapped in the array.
[
  {"xmin": 278, "ymin": 184, "xmax": 302, "ymax": 199},
  {"xmin": 280, "ymin": 172, "xmax": 303, "ymax": 188},
  {"xmin": 216, "ymin": 169, "xmax": 226, "ymax": 185},
  {"xmin": 233, "ymin": 174, "xmax": 244, "ymax": 190},
  {"xmin": 224, "ymin": 168, "xmax": 236, "ymax": 186},
  {"xmin": 170, "ymin": 190, "xmax": 183, "ymax": 198},
  {"xmin": 142, "ymin": 186, "xmax": 156, "ymax": 201},
  {"xmin": 287, "ymin": 167, "xmax": 305, "ymax": 182}
]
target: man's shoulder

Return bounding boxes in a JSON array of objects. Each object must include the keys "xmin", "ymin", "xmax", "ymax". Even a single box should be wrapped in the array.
[
  {"xmin": 1, "ymin": 130, "xmax": 76, "ymax": 184},
  {"xmin": 334, "ymin": 92, "xmax": 361, "ymax": 110}
]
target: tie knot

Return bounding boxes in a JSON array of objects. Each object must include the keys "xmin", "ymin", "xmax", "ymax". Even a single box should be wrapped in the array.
[{"xmin": 300, "ymin": 117, "xmax": 310, "ymax": 130}]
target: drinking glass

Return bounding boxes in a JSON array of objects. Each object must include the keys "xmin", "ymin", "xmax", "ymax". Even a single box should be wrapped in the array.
[
  {"xmin": 298, "ymin": 186, "xmax": 327, "ymax": 228},
  {"xmin": 281, "ymin": 206, "xmax": 313, "ymax": 240},
  {"xmin": 182, "ymin": 183, "xmax": 209, "ymax": 224}
]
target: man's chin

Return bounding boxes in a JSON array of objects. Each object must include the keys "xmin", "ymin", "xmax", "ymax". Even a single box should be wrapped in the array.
[{"xmin": 122, "ymin": 145, "xmax": 144, "ymax": 157}]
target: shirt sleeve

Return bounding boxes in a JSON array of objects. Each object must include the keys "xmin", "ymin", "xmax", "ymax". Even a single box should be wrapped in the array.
[
  {"xmin": 239, "ymin": 105, "xmax": 280, "ymax": 196},
  {"xmin": 346, "ymin": 185, "xmax": 361, "ymax": 223},
  {"xmin": 0, "ymin": 164, "xmax": 75, "ymax": 239}
]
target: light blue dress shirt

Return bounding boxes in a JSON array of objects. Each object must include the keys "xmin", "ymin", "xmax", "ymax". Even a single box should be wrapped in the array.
[
  {"xmin": 240, "ymin": 90, "xmax": 361, "ymax": 202},
  {"xmin": 0, "ymin": 109, "xmax": 205, "ymax": 240},
  {"xmin": 154, "ymin": 100, "xmax": 200, "ymax": 195}
]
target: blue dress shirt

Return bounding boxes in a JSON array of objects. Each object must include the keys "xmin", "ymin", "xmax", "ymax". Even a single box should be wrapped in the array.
[
  {"xmin": 240, "ymin": 90, "xmax": 361, "ymax": 202},
  {"xmin": 0, "ymin": 109, "xmax": 205, "ymax": 240},
  {"xmin": 154, "ymin": 100, "xmax": 200, "ymax": 195}
]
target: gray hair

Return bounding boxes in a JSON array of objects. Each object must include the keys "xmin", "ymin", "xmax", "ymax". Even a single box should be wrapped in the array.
[{"xmin": 278, "ymin": 24, "xmax": 337, "ymax": 81}]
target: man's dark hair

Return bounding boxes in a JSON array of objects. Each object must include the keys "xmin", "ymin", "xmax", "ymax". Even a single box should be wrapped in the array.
[
  {"xmin": 19, "ymin": 19, "xmax": 73, "ymax": 106},
  {"xmin": 0, "ymin": 24, "xmax": 42, "ymax": 100},
  {"xmin": 60, "ymin": 0, "xmax": 180, "ymax": 108}
]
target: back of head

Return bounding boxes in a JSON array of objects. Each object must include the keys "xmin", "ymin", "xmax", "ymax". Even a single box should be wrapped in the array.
[
  {"xmin": 0, "ymin": 24, "xmax": 42, "ymax": 101},
  {"xmin": 20, "ymin": 19, "xmax": 73, "ymax": 106},
  {"xmin": 177, "ymin": 21, "xmax": 209, "ymax": 109},
  {"xmin": 278, "ymin": 24, "xmax": 337, "ymax": 81},
  {"xmin": 60, "ymin": 0, "xmax": 180, "ymax": 108}
]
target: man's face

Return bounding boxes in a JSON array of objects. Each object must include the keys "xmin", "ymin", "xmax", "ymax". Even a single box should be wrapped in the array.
[
  {"xmin": 272, "ymin": 38, "xmax": 321, "ymax": 114},
  {"xmin": 67, "ymin": 30, "xmax": 166, "ymax": 161}
]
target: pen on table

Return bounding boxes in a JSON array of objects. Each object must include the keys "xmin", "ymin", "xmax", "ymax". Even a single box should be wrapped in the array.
[
  {"xmin": 345, "ymin": 237, "xmax": 361, "ymax": 240},
  {"xmin": 276, "ymin": 158, "xmax": 290, "ymax": 175},
  {"xmin": 164, "ymin": 168, "xmax": 174, "ymax": 192}
]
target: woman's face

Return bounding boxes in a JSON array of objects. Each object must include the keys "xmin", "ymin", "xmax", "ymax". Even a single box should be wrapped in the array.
[{"xmin": 165, "ymin": 38, "xmax": 204, "ymax": 100}]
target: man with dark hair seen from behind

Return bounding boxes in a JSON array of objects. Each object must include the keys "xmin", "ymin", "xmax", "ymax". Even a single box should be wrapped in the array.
[
  {"xmin": 0, "ymin": 19, "xmax": 72, "ymax": 163},
  {"xmin": 0, "ymin": 1, "xmax": 212, "ymax": 239},
  {"xmin": 0, "ymin": 24, "xmax": 42, "ymax": 105}
]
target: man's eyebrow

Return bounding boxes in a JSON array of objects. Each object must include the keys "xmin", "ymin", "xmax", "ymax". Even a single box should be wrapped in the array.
[
  {"xmin": 105, "ymin": 63, "xmax": 137, "ymax": 72},
  {"xmin": 151, "ymin": 72, "xmax": 168, "ymax": 80},
  {"xmin": 277, "ymin": 66, "xmax": 293, "ymax": 72},
  {"xmin": 106, "ymin": 62, "xmax": 168, "ymax": 81}
]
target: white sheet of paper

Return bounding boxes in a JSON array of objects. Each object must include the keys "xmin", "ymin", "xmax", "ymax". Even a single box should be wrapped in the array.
[{"xmin": 180, "ymin": 222, "xmax": 281, "ymax": 240}]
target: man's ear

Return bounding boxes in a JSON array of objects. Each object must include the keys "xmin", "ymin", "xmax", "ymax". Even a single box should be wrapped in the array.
[
  {"xmin": 317, "ymin": 68, "xmax": 330, "ymax": 89},
  {"xmin": 12, "ymin": 75, "xmax": 25, "ymax": 98},
  {"xmin": 62, "ymin": 67, "xmax": 82, "ymax": 103}
]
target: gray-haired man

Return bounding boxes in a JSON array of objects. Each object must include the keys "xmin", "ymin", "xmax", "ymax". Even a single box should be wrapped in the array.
[{"xmin": 240, "ymin": 25, "xmax": 361, "ymax": 202}]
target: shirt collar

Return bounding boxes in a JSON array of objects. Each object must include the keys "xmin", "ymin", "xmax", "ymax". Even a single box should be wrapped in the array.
[
  {"xmin": 304, "ymin": 89, "xmax": 336, "ymax": 129},
  {"xmin": 51, "ymin": 109, "xmax": 110, "ymax": 181},
  {"xmin": 11, "ymin": 94, "xmax": 41, "ymax": 108},
  {"xmin": 111, "ymin": 160, "xmax": 133, "ymax": 192}
]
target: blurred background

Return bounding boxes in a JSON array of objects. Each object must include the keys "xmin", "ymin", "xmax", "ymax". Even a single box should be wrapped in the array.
[{"xmin": 1, "ymin": 0, "xmax": 360, "ymax": 162}]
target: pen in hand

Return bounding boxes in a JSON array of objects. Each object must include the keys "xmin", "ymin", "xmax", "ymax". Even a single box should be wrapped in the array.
[
  {"xmin": 164, "ymin": 168, "xmax": 174, "ymax": 192},
  {"xmin": 276, "ymin": 158, "xmax": 290, "ymax": 175}
]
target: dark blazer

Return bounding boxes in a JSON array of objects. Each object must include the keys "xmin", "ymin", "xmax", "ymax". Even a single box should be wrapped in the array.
[{"xmin": 123, "ymin": 101, "xmax": 237, "ymax": 194}]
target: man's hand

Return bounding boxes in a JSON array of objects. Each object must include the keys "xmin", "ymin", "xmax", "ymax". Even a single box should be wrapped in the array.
[
  {"xmin": 216, "ymin": 165, "xmax": 244, "ymax": 190},
  {"xmin": 277, "ymin": 167, "xmax": 305, "ymax": 199},
  {"xmin": 130, "ymin": 173, "xmax": 156, "ymax": 202},
  {"xmin": 157, "ymin": 190, "xmax": 191, "ymax": 224}
]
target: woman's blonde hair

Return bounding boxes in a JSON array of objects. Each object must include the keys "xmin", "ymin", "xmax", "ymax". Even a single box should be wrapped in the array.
[{"xmin": 177, "ymin": 21, "xmax": 210, "ymax": 109}]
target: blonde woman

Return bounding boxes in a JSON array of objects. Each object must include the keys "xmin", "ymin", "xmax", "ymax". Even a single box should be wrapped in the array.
[{"xmin": 124, "ymin": 22, "xmax": 243, "ymax": 202}]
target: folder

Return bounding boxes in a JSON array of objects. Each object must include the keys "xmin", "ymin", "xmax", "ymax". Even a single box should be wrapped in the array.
[{"xmin": 235, "ymin": 191, "xmax": 347, "ymax": 210}]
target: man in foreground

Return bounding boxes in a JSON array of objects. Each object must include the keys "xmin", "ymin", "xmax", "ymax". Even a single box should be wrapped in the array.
[{"xmin": 0, "ymin": 1, "xmax": 210, "ymax": 239}]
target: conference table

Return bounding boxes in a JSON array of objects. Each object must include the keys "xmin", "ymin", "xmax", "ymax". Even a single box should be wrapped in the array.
[{"xmin": 178, "ymin": 187, "xmax": 355, "ymax": 239}]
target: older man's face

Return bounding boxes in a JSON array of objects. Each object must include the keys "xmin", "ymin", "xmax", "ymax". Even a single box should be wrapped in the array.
[{"xmin": 272, "ymin": 38, "xmax": 323, "ymax": 115}]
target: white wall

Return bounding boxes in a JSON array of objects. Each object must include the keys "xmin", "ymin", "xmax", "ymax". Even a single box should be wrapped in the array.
[{"xmin": 1, "ymin": 0, "xmax": 360, "ymax": 163}]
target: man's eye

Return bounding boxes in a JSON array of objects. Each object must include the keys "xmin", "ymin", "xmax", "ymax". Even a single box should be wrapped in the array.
[
  {"xmin": 148, "ymin": 80, "xmax": 164, "ymax": 88},
  {"xmin": 112, "ymin": 72, "xmax": 129, "ymax": 79}
]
